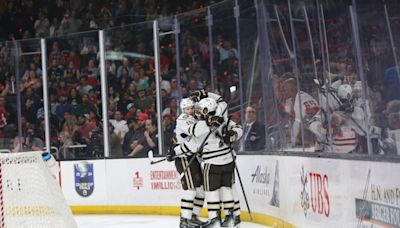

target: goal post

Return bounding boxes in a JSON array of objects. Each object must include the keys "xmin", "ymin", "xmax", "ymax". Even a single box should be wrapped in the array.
[{"xmin": 0, "ymin": 152, "xmax": 77, "ymax": 228}]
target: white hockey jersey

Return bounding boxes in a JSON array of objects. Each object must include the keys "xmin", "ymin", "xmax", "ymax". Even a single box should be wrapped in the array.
[
  {"xmin": 191, "ymin": 119, "xmax": 243, "ymax": 165},
  {"xmin": 174, "ymin": 113, "xmax": 201, "ymax": 156}
]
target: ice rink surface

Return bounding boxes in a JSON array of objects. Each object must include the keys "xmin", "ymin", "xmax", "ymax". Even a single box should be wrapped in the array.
[{"xmin": 74, "ymin": 215, "xmax": 269, "ymax": 227}]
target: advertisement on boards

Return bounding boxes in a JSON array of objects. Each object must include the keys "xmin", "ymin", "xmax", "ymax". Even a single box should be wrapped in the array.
[
  {"xmin": 74, "ymin": 161, "xmax": 94, "ymax": 197},
  {"xmin": 355, "ymin": 168, "xmax": 400, "ymax": 228},
  {"xmin": 249, "ymin": 159, "xmax": 280, "ymax": 208}
]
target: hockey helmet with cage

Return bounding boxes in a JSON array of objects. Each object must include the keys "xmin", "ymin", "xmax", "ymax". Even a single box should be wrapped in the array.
[
  {"xmin": 198, "ymin": 97, "xmax": 217, "ymax": 116},
  {"xmin": 337, "ymin": 84, "xmax": 353, "ymax": 101},
  {"xmin": 180, "ymin": 98, "xmax": 194, "ymax": 112}
]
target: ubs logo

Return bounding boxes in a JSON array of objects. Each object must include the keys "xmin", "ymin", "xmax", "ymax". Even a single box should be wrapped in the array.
[{"xmin": 300, "ymin": 165, "xmax": 330, "ymax": 217}]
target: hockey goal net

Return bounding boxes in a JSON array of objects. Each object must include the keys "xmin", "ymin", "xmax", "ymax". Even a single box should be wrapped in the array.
[{"xmin": 0, "ymin": 152, "xmax": 77, "ymax": 228}]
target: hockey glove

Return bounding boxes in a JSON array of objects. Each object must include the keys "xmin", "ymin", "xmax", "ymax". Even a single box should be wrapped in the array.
[
  {"xmin": 166, "ymin": 137, "xmax": 177, "ymax": 162},
  {"xmin": 206, "ymin": 115, "xmax": 225, "ymax": 127},
  {"xmin": 223, "ymin": 129, "xmax": 238, "ymax": 144},
  {"xmin": 166, "ymin": 146, "xmax": 176, "ymax": 162},
  {"xmin": 190, "ymin": 89, "xmax": 208, "ymax": 102}
]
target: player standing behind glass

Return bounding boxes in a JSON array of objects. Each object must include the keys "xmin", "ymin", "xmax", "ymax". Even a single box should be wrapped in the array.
[{"xmin": 166, "ymin": 98, "xmax": 205, "ymax": 228}]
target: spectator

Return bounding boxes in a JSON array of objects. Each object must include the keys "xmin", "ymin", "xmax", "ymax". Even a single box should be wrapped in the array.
[
  {"xmin": 122, "ymin": 117, "xmax": 144, "ymax": 156},
  {"xmin": 128, "ymin": 118, "xmax": 158, "ymax": 157},
  {"xmin": 77, "ymin": 114, "xmax": 96, "ymax": 143},
  {"xmin": 59, "ymin": 131, "xmax": 75, "ymax": 159},
  {"xmin": 240, "ymin": 106, "xmax": 266, "ymax": 151},
  {"xmin": 108, "ymin": 124, "xmax": 123, "ymax": 157},
  {"xmin": 109, "ymin": 111, "xmax": 129, "ymax": 142},
  {"xmin": 125, "ymin": 103, "xmax": 137, "ymax": 120},
  {"xmin": 117, "ymin": 57, "xmax": 133, "ymax": 79},
  {"xmin": 76, "ymin": 93, "xmax": 97, "ymax": 116},
  {"xmin": 77, "ymin": 77, "xmax": 93, "ymax": 96},
  {"xmin": 34, "ymin": 10, "xmax": 50, "ymax": 37},
  {"xmin": 55, "ymin": 94, "xmax": 75, "ymax": 122},
  {"xmin": 135, "ymin": 88, "xmax": 153, "ymax": 112},
  {"xmin": 0, "ymin": 96, "xmax": 7, "ymax": 146}
]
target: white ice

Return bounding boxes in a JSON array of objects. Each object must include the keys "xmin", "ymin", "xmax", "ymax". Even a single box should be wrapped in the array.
[{"xmin": 74, "ymin": 215, "xmax": 269, "ymax": 228}]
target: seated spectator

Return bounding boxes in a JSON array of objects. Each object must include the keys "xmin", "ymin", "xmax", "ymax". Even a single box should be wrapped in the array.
[
  {"xmin": 125, "ymin": 103, "xmax": 137, "ymax": 120},
  {"xmin": 122, "ymin": 117, "xmax": 144, "ymax": 156},
  {"xmin": 59, "ymin": 131, "xmax": 75, "ymax": 159},
  {"xmin": 128, "ymin": 118, "xmax": 158, "ymax": 157},
  {"xmin": 55, "ymin": 94, "xmax": 75, "ymax": 122},
  {"xmin": 77, "ymin": 114, "xmax": 97, "ymax": 143},
  {"xmin": 77, "ymin": 76, "xmax": 93, "ymax": 96},
  {"xmin": 76, "ymin": 93, "xmax": 97, "ymax": 116},
  {"xmin": 117, "ymin": 57, "xmax": 133, "ymax": 79},
  {"xmin": 135, "ymin": 88, "xmax": 153, "ymax": 112},
  {"xmin": 240, "ymin": 105, "xmax": 266, "ymax": 152}
]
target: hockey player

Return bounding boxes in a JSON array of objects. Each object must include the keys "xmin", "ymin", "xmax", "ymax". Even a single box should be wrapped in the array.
[
  {"xmin": 190, "ymin": 90, "xmax": 242, "ymax": 227},
  {"xmin": 167, "ymin": 98, "xmax": 205, "ymax": 228},
  {"xmin": 188, "ymin": 97, "xmax": 242, "ymax": 228},
  {"xmin": 281, "ymin": 78, "xmax": 326, "ymax": 151}
]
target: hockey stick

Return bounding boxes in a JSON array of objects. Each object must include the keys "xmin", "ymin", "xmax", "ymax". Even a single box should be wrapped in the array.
[
  {"xmin": 225, "ymin": 115, "xmax": 253, "ymax": 221},
  {"xmin": 147, "ymin": 150, "xmax": 195, "ymax": 165}
]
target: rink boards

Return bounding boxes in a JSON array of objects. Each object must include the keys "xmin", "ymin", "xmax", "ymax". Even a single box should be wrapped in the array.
[{"xmin": 58, "ymin": 155, "xmax": 400, "ymax": 228}]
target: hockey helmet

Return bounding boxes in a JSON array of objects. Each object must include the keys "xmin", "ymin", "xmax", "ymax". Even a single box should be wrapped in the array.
[
  {"xmin": 337, "ymin": 84, "xmax": 353, "ymax": 101},
  {"xmin": 198, "ymin": 97, "xmax": 217, "ymax": 116},
  {"xmin": 180, "ymin": 98, "xmax": 194, "ymax": 111}
]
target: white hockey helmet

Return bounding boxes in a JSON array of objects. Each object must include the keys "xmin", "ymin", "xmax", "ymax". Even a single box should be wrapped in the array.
[
  {"xmin": 180, "ymin": 98, "xmax": 194, "ymax": 112},
  {"xmin": 198, "ymin": 97, "xmax": 217, "ymax": 116},
  {"xmin": 337, "ymin": 84, "xmax": 353, "ymax": 100}
]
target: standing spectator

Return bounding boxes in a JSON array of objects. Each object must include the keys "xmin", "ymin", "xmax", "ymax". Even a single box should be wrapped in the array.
[
  {"xmin": 108, "ymin": 124, "xmax": 123, "ymax": 157},
  {"xmin": 240, "ymin": 106, "xmax": 266, "ymax": 151},
  {"xmin": 109, "ymin": 111, "xmax": 129, "ymax": 142},
  {"xmin": 34, "ymin": 10, "xmax": 50, "ymax": 37},
  {"xmin": 49, "ymin": 18, "xmax": 60, "ymax": 37}
]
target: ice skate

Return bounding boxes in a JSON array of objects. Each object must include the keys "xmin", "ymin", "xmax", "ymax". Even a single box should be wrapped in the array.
[
  {"xmin": 202, "ymin": 216, "xmax": 221, "ymax": 228},
  {"xmin": 180, "ymin": 216, "xmax": 201, "ymax": 228}
]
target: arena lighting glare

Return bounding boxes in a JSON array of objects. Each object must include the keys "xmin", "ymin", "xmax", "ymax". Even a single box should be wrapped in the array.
[
  {"xmin": 105, "ymin": 51, "xmax": 153, "ymax": 60},
  {"xmin": 230, "ymin": 85, "xmax": 237, "ymax": 93}
]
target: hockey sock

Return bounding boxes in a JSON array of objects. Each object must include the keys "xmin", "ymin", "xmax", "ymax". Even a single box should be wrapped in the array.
[
  {"xmin": 193, "ymin": 186, "xmax": 205, "ymax": 216},
  {"xmin": 232, "ymin": 183, "xmax": 241, "ymax": 217},
  {"xmin": 220, "ymin": 187, "xmax": 234, "ymax": 215},
  {"xmin": 205, "ymin": 190, "xmax": 220, "ymax": 219},
  {"xmin": 181, "ymin": 190, "xmax": 196, "ymax": 219}
]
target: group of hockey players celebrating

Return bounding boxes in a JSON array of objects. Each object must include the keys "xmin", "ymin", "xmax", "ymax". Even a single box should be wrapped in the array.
[
  {"xmin": 167, "ymin": 89, "xmax": 243, "ymax": 228},
  {"xmin": 279, "ymin": 70, "xmax": 398, "ymax": 155}
]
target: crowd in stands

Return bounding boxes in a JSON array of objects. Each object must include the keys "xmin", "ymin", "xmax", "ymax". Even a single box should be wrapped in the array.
[{"xmin": 0, "ymin": 0, "xmax": 399, "ymax": 157}]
